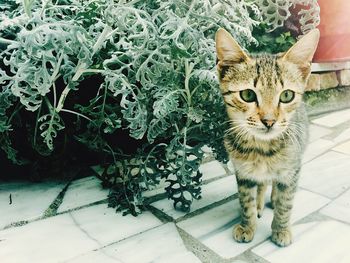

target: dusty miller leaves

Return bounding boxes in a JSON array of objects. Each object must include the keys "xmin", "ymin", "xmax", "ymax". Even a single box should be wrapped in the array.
[{"xmin": 0, "ymin": 0, "xmax": 261, "ymax": 212}]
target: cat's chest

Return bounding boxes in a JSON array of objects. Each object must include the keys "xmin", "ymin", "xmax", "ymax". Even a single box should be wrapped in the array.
[{"xmin": 229, "ymin": 146, "xmax": 294, "ymax": 183}]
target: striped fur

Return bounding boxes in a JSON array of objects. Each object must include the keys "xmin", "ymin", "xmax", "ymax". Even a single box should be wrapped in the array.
[{"xmin": 216, "ymin": 29, "xmax": 319, "ymax": 246}]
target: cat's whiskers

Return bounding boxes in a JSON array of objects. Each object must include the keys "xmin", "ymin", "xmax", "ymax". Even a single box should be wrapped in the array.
[
  {"xmin": 288, "ymin": 121, "xmax": 304, "ymax": 130},
  {"xmin": 223, "ymin": 119, "xmax": 235, "ymax": 125},
  {"xmin": 287, "ymin": 123, "xmax": 305, "ymax": 145},
  {"xmin": 225, "ymin": 125, "xmax": 245, "ymax": 138},
  {"xmin": 284, "ymin": 128, "xmax": 302, "ymax": 152},
  {"xmin": 225, "ymin": 122, "xmax": 251, "ymax": 143}
]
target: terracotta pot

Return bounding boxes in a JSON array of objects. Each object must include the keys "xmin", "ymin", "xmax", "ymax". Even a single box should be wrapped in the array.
[{"xmin": 313, "ymin": 0, "xmax": 350, "ymax": 62}]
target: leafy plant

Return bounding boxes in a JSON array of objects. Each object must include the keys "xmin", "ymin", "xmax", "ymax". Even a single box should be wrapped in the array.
[
  {"xmin": 0, "ymin": 0, "xmax": 305, "ymax": 214},
  {"xmin": 248, "ymin": 23, "xmax": 296, "ymax": 53}
]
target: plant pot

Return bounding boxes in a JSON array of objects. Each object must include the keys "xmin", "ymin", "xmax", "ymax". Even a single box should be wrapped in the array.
[{"xmin": 313, "ymin": 0, "xmax": 350, "ymax": 62}]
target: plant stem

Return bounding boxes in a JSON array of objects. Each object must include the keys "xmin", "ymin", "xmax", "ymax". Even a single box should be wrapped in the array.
[
  {"xmin": 93, "ymin": 25, "xmax": 112, "ymax": 55},
  {"xmin": 7, "ymin": 102, "xmax": 23, "ymax": 126},
  {"xmin": 184, "ymin": 59, "xmax": 194, "ymax": 107},
  {"xmin": 183, "ymin": 59, "xmax": 195, "ymax": 132},
  {"xmin": 52, "ymin": 82, "xmax": 57, "ymax": 109},
  {"xmin": 60, "ymin": 108, "xmax": 92, "ymax": 122},
  {"xmin": 33, "ymin": 102, "xmax": 42, "ymax": 147},
  {"xmin": 23, "ymin": 0, "xmax": 34, "ymax": 18},
  {"xmin": 40, "ymin": 0, "xmax": 51, "ymax": 17},
  {"xmin": 81, "ymin": 69, "xmax": 105, "ymax": 74},
  {"xmin": 0, "ymin": 37, "xmax": 19, "ymax": 46},
  {"xmin": 101, "ymin": 82, "xmax": 108, "ymax": 118},
  {"xmin": 56, "ymin": 24, "xmax": 111, "ymax": 113}
]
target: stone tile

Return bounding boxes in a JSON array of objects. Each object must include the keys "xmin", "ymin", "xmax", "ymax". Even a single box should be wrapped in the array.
[
  {"xmin": 320, "ymin": 189, "xmax": 350, "ymax": 223},
  {"xmin": 68, "ymin": 204, "xmax": 162, "ymax": 246},
  {"xmin": 252, "ymin": 221, "xmax": 350, "ymax": 263},
  {"xmin": 67, "ymin": 251, "xmax": 118, "ymax": 263},
  {"xmin": 67, "ymin": 223, "xmax": 201, "ymax": 263},
  {"xmin": 0, "ymin": 181, "xmax": 65, "ymax": 229},
  {"xmin": 226, "ymin": 160, "xmax": 235, "ymax": 175},
  {"xmin": 0, "ymin": 205, "xmax": 161, "ymax": 263},
  {"xmin": 0, "ymin": 214, "xmax": 97, "ymax": 263},
  {"xmin": 332, "ymin": 140, "xmax": 350, "ymax": 155},
  {"xmin": 334, "ymin": 127, "xmax": 350, "ymax": 143},
  {"xmin": 151, "ymin": 175, "xmax": 236, "ymax": 220},
  {"xmin": 339, "ymin": 69, "xmax": 350, "ymax": 86},
  {"xmin": 180, "ymin": 199, "xmax": 270, "ymax": 259},
  {"xmin": 290, "ymin": 190, "xmax": 330, "ymax": 223},
  {"xmin": 302, "ymin": 138, "xmax": 335, "ymax": 164},
  {"xmin": 199, "ymin": 160, "xmax": 227, "ymax": 181},
  {"xmin": 306, "ymin": 73, "xmax": 320, "ymax": 91},
  {"xmin": 308, "ymin": 124, "xmax": 332, "ymax": 143},
  {"xmin": 177, "ymin": 200, "xmax": 240, "ymax": 240},
  {"xmin": 311, "ymin": 108, "xmax": 350, "ymax": 128},
  {"xmin": 177, "ymin": 189, "xmax": 329, "ymax": 259},
  {"xmin": 300, "ymin": 151, "xmax": 350, "ymax": 198},
  {"xmin": 320, "ymin": 72, "xmax": 339, "ymax": 90},
  {"xmin": 58, "ymin": 176, "xmax": 108, "ymax": 213}
]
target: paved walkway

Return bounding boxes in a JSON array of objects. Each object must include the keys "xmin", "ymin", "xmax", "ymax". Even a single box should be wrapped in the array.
[{"xmin": 1, "ymin": 108, "xmax": 350, "ymax": 263}]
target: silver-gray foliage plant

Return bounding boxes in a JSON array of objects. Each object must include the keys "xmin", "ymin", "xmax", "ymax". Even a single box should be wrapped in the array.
[{"xmin": 0, "ymin": 0, "xmax": 262, "ymax": 214}]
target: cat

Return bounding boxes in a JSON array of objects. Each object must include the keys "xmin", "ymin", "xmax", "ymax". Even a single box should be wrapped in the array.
[{"xmin": 215, "ymin": 28, "xmax": 319, "ymax": 247}]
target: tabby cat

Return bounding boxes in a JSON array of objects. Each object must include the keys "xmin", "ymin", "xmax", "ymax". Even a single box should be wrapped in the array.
[{"xmin": 215, "ymin": 28, "xmax": 319, "ymax": 246}]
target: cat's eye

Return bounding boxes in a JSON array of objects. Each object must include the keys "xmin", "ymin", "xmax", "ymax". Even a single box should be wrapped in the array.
[
  {"xmin": 280, "ymin": 90, "xmax": 295, "ymax": 103},
  {"xmin": 239, "ymin": 89, "xmax": 256, "ymax": 103}
]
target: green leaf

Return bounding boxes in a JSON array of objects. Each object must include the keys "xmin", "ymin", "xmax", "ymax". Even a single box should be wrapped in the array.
[{"xmin": 38, "ymin": 112, "xmax": 64, "ymax": 151}]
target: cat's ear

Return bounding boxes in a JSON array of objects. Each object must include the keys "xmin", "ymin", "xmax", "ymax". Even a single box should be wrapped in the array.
[
  {"xmin": 282, "ymin": 29, "xmax": 320, "ymax": 77},
  {"xmin": 215, "ymin": 28, "xmax": 250, "ymax": 66}
]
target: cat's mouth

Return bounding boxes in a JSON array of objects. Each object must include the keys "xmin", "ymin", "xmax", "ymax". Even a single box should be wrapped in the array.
[{"xmin": 251, "ymin": 126, "xmax": 284, "ymax": 140}]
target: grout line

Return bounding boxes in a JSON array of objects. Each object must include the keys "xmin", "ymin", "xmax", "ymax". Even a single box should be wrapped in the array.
[
  {"xmin": 202, "ymin": 174, "xmax": 232, "ymax": 186},
  {"xmin": 301, "ymin": 147, "xmax": 333, "ymax": 165},
  {"xmin": 2, "ymin": 220, "xmax": 29, "ymax": 231},
  {"xmin": 240, "ymin": 250, "xmax": 271, "ymax": 263},
  {"xmin": 294, "ymin": 211, "xmax": 334, "ymax": 225},
  {"xmin": 176, "ymin": 224, "xmax": 227, "ymax": 263},
  {"xmin": 97, "ymin": 223, "xmax": 168, "ymax": 250},
  {"xmin": 42, "ymin": 181, "xmax": 71, "ymax": 218},
  {"xmin": 297, "ymin": 186, "xmax": 334, "ymax": 200},
  {"xmin": 68, "ymin": 212, "xmax": 103, "ymax": 247},
  {"xmin": 145, "ymin": 204, "xmax": 173, "ymax": 223},
  {"xmin": 332, "ymin": 148, "xmax": 350, "ymax": 156},
  {"xmin": 175, "ymin": 194, "xmax": 239, "ymax": 223},
  {"xmin": 302, "ymin": 146, "xmax": 350, "ymax": 166},
  {"xmin": 144, "ymin": 174, "xmax": 231, "ymax": 203},
  {"xmin": 196, "ymin": 216, "xmax": 239, "ymax": 241},
  {"xmin": 55, "ymin": 199, "xmax": 109, "ymax": 216},
  {"xmin": 0, "ymin": 199, "xmax": 109, "ymax": 232},
  {"xmin": 318, "ymin": 213, "xmax": 350, "ymax": 227},
  {"xmin": 65, "ymin": 223, "xmax": 171, "ymax": 263},
  {"xmin": 147, "ymin": 194, "xmax": 239, "ymax": 226},
  {"xmin": 1, "ymin": 182, "xmax": 72, "ymax": 231},
  {"xmin": 144, "ymin": 192, "xmax": 168, "ymax": 204}
]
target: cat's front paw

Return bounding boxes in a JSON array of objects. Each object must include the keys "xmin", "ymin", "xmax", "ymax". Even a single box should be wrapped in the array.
[
  {"xmin": 271, "ymin": 228, "xmax": 292, "ymax": 247},
  {"xmin": 232, "ymin": 224, "xmax": 255, "ymax": 243}
]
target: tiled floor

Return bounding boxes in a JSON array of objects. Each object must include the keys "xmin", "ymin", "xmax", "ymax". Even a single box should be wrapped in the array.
[
  {"xmin": 252, "ymin": 221, "xmax": 350, "ymax": 263},
  {"xmin": 57, "ymin": 176, "xmax": 109, "ymax": 213},
  {"xmin": 1, "ymin": 108, "xmax": 350, "ymax": 263}
]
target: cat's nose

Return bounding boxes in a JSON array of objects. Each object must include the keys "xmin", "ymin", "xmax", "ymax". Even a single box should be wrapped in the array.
[{"xmin": 261, "ymin": 118, "xmax": 276, "ymax": 129}]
